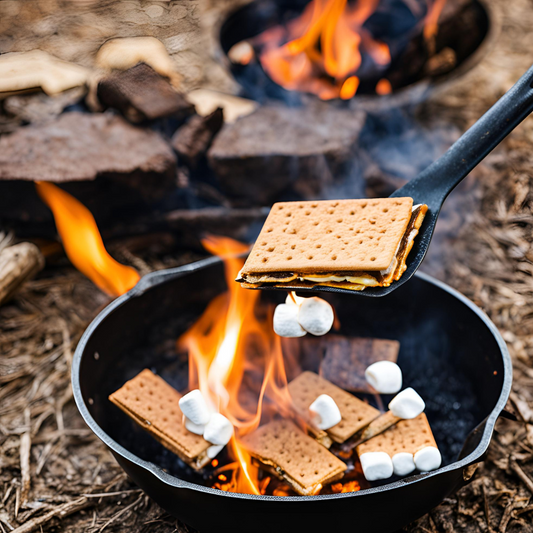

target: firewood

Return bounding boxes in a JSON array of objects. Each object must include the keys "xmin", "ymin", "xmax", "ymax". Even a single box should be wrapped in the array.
[
  {"xmin": 97, "ymin": 63, "xmax": 194, "ymax": 123},
  {"xmin": 171, "ymin": 108, "xmax": 224, "ymax": 167},
  {"xmin": 208, "ymin": 103, "xmax": 366, "ymax": 205},
  {"xmin": 0, "ymin": 242, "xmax": 45, "ymax": 306}
]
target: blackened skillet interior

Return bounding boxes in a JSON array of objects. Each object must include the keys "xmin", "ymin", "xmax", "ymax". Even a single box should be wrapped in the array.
[{"xmin": 72, "ymin": 257, "xmax": 511, "ymax": 503}]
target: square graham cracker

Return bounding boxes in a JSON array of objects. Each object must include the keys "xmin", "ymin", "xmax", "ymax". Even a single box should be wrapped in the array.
[
  {"xmin": 241, "ymin": 198, "xmax": 413, "ymax": 275},
  {"xmin": 288, "ymin": 372, "xmax": 380, "ymax": 443},
  {"xmin": 241, "ymin": 419, "xmax": 346, "ymax": 496},
  {"xmin": 109, "ymin": 369, "xmax": 211, "ymax": 470},
  {"xmin": 357, "ymin": 413, "xmax": 437, "ymax": 458},
  {"xmin": 319, "ymin": 336, "xmax": 400, "ymax": 393}
]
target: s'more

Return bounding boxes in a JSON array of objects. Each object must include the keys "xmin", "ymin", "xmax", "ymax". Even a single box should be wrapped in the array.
[
  {"xmin": 241, "ymin": 419, "xmax": 347, "ymax": 495},
  {"xmin": 109, "ymin": 369, "xmax": 212, "ymax": 470},
  {"xmin": 356, "ymin": 413, "xmax": 441, "ymax": 480},
  {"xmin": 236, "ymin": 198, "xmax": 427, "ymax": 291}
]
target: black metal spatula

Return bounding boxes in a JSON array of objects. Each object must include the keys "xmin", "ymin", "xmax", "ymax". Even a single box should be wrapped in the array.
[{"xmin": 258, "ymin": 62, "xmax": 533, "ymax": 297}]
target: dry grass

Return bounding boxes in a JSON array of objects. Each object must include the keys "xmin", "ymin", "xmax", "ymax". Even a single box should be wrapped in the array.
[{"xmin": 2, "ymin": 0, "xmax": 533, "ymax": 531}]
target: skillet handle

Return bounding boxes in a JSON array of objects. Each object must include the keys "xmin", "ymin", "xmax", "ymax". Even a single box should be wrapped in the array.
[{"xmin": 392, "ymin": 63, "xmax": 533, "ymax": 208}]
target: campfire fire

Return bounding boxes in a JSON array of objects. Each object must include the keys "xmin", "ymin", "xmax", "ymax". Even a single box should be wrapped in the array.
[
  {"xmin": 250, "ymin": 0, "xmax": 447, "ymax": 99},
  {"xmin": 35, "ymin": 182, "xmax": 140, "ymax": 297},
  {"xmin": 178, "ymin": 236, "xmax": 301, "ymax": 494}
]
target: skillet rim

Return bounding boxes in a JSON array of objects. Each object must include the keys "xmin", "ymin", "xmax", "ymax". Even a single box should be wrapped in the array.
[{"xmin": 72, "ymin": 257, "xmax": 512, "ymax": 503}]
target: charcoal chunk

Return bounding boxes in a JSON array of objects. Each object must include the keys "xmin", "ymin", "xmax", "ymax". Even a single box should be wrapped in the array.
[{"xmin": 97, "ymin": 63, "xmax": 194, "ymax": 123}]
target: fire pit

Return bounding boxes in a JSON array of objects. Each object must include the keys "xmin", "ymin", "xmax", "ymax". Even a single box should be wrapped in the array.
[
  {"xmin": 72, "ymin": 253, "xmax": 511, "ymax": 533},
  {"xmin": 219, "ymin": 0, "xmax": 493, "ymax": 105}
]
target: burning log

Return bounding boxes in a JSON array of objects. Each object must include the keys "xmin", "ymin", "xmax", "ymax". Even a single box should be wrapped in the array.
[
  {"xmin": 0, "ymin": 242, "xmax": 44, "ymax": 306},
  {"xmin": 208, "ymin": 103, "xmax": 366, "ymax": 205},
  {"xmin": 171, "ymin": 108, "xmax": 224, "ymax": 168},
  {"xmin": 97, "ymin": 63, "xmax": 195, "ymax": 123}
]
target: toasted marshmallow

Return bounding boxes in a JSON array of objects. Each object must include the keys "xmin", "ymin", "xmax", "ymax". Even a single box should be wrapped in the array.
[
  {"xmin": 365, "ymin": 361, "xmax": 403, "ymax": 394},
  {"xmin": 273, "ymin": 303, "xmax": 307, "ymax": 338},
  {"xmin": 285, "ymin": 292, "xmax": 306, "ymax": 306},
  {"xmin": 203, "ymin": 413, "xmax": 234, "ymax": 446},
  {"xmin": 392, "ymin": 452, "xmax": 416, "ymax": 476},
  {"xmin": 184, "ymin": 417, "xmax": 205, "ymax": 435},
  {"xmin": 179, "ymin": 389, "xmax": 211, "ymax": 426},
  {"xmin": 360, "ymin": 452, "xmax": 394, "ymax": 481},
  {"xmin": 297, "ymin": 297, "xmax": 334, "ymax": 336},
  {"xmin": 414, "ymin": 446, "xmax": 441, "ymax": 472},
  {"xmin": 309, "ymin": 394, "xmax": 342, "ymax": 430},
  {"xmin": 207, "ymin": 444, "xmax": 225, "ymax": 459},
  {"xmin": 389, "ymin": 388, "xmax": 425, "ymax": 419}
]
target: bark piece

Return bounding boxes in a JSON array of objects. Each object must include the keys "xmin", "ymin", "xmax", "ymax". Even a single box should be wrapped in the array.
[
  {"xmin": 97, "ymin": 63, "xmax": 194, "ymax": 123},
  {"xmin": 171, "ymin": 108, "xmax": 224, "ymax": 167},
  {"xmin": 208, "ymin": 103, "xmax": 366, "ymax": 205},
  {"xmin": 0, "ymin": 112, "xmax": 176, "ymax": 197},
  {"xmin": 0, "ymin": 243, "xmax": 44, "ymax": 306}
]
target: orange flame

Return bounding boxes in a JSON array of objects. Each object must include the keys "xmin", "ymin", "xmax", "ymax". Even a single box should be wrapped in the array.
[
  {"xmin": 35, "ymin": 182, "xmax": 140, "ymax": 297},
  {"xmin": 178, "ymin": 236, "xmax": 297, "ymax": 494},
  {"xmin": 254, "ymin": 0, "xmax": 446, "ymax": 99}
]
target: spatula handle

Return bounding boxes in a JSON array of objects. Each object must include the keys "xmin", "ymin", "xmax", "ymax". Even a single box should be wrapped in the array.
[{"xmin": 392, "ymin": 63, "xmax": 533, "ymax": 208}]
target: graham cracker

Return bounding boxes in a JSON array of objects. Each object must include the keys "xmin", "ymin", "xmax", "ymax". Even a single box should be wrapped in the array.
[
  {"xmin": 241, "ymin": 419, "xmax": 346, "ymax": 496},
  {"xmin": 109, "ymin": 369, "xmax": 211, "ymax": 470},
  {"xmin": 356, "ymin": 413, "xmax": 437, "ymax": 458},
  {"xmin": 319, "ymin": 336, "xmax": 400, "ymax": 393},
  {"xmin": 241, "ymin": 198, "xmax": 413, "ymax": 275},
  {"xmin": 288, "ymin": 371, "xmax": 380, "ymax": 443}
]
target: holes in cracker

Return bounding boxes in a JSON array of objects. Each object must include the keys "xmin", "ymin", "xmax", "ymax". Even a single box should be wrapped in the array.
[
  {"xmin": 268, "ymin": 247, "xmax": 275, "ymax": 252},
  {"xmin": 307, "ymin": 255, "xmax": 313, "ymax": 260},
  {"xmin": 262, "ymin": 257, "xmax": 268, "ymax": 263},
  {"xmin": 267, "ymin": 228, "xmax": 273, "ymax": 233},
  {"xmin": 337, "ymin": 218, "xmax": 343, "ymax": 223},
  {"xmin": 305, "ymin": 211, "xmax": 311, "ymax": 215},
  {"xmin": 287, "ymin": 256, "xmax": 293, "ymax": 260},
  {"xmin": 331, "ymin": 255, "xmax": 337, "ymax": 260},
  {"xmin": 383, "ymin": 208, "xmax": 389, "ymax": 213}
]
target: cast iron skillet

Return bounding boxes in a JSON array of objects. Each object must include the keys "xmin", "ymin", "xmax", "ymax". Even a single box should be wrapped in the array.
[
  {"xmin": 72, "ymin": 257, "xmax": 511, "ymax": 533},
  {"xmin": 252, "ymin": 62, "xmax": 533, "ymax": 298}
]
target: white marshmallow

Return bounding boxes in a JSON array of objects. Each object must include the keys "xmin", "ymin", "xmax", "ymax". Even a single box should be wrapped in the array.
[
  {"xmin": 179, "ymin": 389, "xmax": 211, "ymax": 425},
  {"xmin": 203, "ymin": 413, "xmax": 234, "ymax": 446},
  {"xmin": 309, "ymin": 394, "xmax": 342, "ymax": 430},
  {"xmin": 365, "ymin": 361, "xmax": 403, "ymax": 394},
  {"xmin": 297, "ymin": 297, "xmax": 334, "ymax": 336},
  {"xmin": 414, "ymin": 446, "xmax": 442, "ymax": 472},
  {"xmin": 392, "ymin": 452, "xmax": 416, "ymax": 476},
  {"xmin": 359, "ymin": 452, "xmax": 394, "ymax": 481},
  {"xmin": 184, "ymin": 417, "xmax": 205, "ymax": 435},
  {"xmin": 207, "ymin": 444, "xmax": 225, "ymax": 459},
  {"xmin": 388, "ymin": 388, "xmax": 425, "ymax": 419},
  {"xmin": 273, "ymin": 303, "xmax": 307, "ymax": 338},
  {"xmin": 285, "ymin": 293, "xmax": 306, "ymax": 306}
]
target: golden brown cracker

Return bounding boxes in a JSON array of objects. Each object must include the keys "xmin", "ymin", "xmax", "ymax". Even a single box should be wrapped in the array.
[
  {"xmin": 241, "ymin": 198, "xmax": 413, "ymax": 275},
  {"xmin": 241, "ymin": 419, "xmax": 346, "ymax": 496},
  {"xmin": 356, "ymin": 413, "xmax": 437, "ymax": 458},
  {"xmin": 288, "ymin": 371, "xmax": 380, "ymax": 443},
  {"xmin": 109, "ymin": 369, "xmax": 211, "ymax": 469}
]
